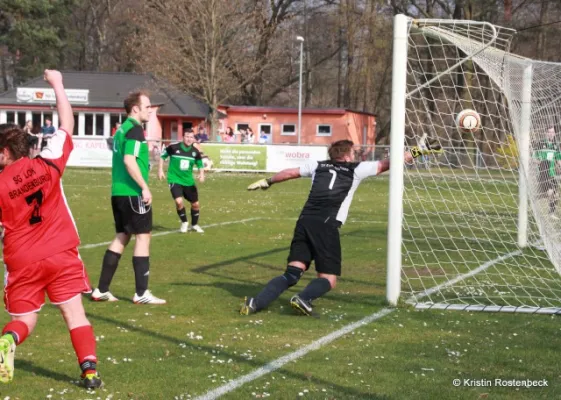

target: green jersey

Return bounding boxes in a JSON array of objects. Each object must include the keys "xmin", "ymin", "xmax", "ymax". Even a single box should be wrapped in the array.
[
  {"xmin": 533, "ymin": 140, "xmax": 561, "ymax": 177},
  {"xmin": 161, "ymin": 142, "xmax": 203, "ymax": 186},
  {"xmin": 111, "ymin": 117, "xmax": 150, "ymax": 196}
]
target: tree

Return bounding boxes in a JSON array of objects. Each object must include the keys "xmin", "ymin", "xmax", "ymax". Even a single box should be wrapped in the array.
[
  {"xmin": 135, "ymin": 0, "xmax": 273, "ymax": 138},
  {"xmin": 0, "ymin": 0, "xmax": 70, "ymax": 88}
]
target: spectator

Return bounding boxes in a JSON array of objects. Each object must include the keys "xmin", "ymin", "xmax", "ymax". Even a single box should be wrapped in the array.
[
  {"xmin": 24, "ymin": 120, "xmax": 39, "ymax": 156},
  {"xmin": 215, "ymin": 131, "xmax": 223, "ymax": 142},
  {"xmin": 245, "ymin": 127, "xmax": 255, "ymax": 144},
  {"xmin": 196, "ymin": 126, "xmax": 209, "ymax": 143},
  {"xmin": 224, "ymin": 127, "xmax": 235, "ymax": 143},
  {"xmin": 111, "ymin": 122, "xmax": 122, "ymax": 136},
  {"xmin": 41, "ymin": 118, "xmax": 56, "ymax": 151}
]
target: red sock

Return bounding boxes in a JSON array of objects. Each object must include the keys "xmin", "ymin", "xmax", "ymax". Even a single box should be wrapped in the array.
[
  {"xmin": 2, "ymin": 320, "xmax": 29, "ymax": 345},
  {"xmin": 70, "ymin": 325, "xmax": 97, "ymax": 373}
]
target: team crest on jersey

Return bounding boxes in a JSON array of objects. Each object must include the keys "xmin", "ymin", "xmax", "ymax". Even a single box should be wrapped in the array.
[{"xmin": 192, "ymin": 152, "xmax": 196, "ymax": 157}]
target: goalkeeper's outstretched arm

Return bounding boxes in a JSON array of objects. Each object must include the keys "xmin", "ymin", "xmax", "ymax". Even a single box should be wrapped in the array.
[
  {"xmin": 375, "ymin": 151, "xmax": 414, "ymax": 175},
  {"xmin": 247, "ymin": 168, "xmax": 301, "ymax": 190}
]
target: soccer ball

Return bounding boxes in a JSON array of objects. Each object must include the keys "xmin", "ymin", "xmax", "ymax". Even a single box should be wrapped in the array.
[{"xmin": 456, "ymin": 109, "xmax": 481, "ymax": 134}]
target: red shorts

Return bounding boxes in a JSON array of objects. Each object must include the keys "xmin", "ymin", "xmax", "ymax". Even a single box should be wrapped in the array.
[{"xmin": 3, "ymin": 248, "xmax": 91, "ymax": 315}]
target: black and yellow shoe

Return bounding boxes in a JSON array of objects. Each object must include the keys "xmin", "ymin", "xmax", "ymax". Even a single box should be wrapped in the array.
[
  {"xmin": 290, "ymin": 295, "xmax": 314, "ymax": 316},
  {"xmin": 81, "ymin": 371, "xmax": 103, "ymax": 389},
  {"xmin": 240, "ymin": 297, "xmax": 257, "ymax": 315}
]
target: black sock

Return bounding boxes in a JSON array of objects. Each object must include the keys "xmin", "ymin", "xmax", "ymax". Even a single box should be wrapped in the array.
[
  {"xmin": 191, "ymin": 208, "xmax": 200, "ymax": 225},
  {"xmin": 254, "ymin": 276, "xmax": 289, "ymax": 311},
  {"xmin": 98, "ymin": 250, "xmax": 121, "ymax": 292},
  {"xmin": 298, "ymin": 278, "xmax": 332, "ymax": 302},
  {"xmin": 132, "ymin": 256, "xmax": 150, "ymax": 296},
  {"xmin": 177, "ymin": 207, "xmax": 187, "ymax": 223}
]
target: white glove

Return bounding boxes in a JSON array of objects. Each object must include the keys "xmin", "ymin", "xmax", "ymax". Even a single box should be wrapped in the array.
[{"xmin": 247, "ymin": 178, "xmax": 272, "ymax": 190}]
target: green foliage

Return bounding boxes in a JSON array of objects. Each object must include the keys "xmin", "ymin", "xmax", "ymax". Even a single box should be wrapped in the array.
[{"xmin": 0, "ymin": 0, "xmax": 73, "ymax": 83}]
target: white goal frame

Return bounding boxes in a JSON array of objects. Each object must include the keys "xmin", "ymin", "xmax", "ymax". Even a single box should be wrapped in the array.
[{"xmin": 385, "ymin": 14, "xmax": 561, "ymax": 314}]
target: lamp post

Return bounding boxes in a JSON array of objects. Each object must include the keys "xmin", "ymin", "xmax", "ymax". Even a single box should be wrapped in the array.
[{"xmin": 296, "ymin": 36, "xmax": 304, "ymax": 145}]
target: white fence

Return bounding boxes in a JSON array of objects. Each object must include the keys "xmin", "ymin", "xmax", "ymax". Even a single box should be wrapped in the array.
[{"xmin": 67, "ymin": 138, "xmax": 487, "ymax": 172}]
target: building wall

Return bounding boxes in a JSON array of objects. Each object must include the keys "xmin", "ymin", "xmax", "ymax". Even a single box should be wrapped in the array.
[{"xmin": 221, "ymin": 109, "xmax": 375, "ymax": 145}]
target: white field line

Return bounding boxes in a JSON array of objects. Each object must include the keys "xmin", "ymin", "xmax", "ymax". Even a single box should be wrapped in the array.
[
  {"xmin": 193, "ymin": 246, "xmax": 523, "ymax": 400},
  {"xmin": 193, "ymin": 308, "xmax": 395, "ymax": 400},
  {"xmin": 78, "ymin": 218, "xmax": 262, "ymax": 250},
  {"xmin": 0, "ymin": 218, "xmax": 262, "ymax": 262}
]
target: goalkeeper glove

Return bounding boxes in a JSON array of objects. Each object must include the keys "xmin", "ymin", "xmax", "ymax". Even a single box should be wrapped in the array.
[
  {"xmin": 247, "ymin": 178, "xmax": 273, "ymax": 190},
  {"xmin": 410, "ymin": 138, "xmax": 443, "ymax": 158}
]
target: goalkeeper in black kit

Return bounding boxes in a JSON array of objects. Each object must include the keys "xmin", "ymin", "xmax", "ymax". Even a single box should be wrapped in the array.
[{"xmin": 240, "ymin": 139, "xmax": 439, "ymax": 316}]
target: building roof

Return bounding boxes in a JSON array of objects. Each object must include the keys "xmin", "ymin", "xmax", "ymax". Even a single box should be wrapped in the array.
[
  {"xmin": 0, "ymin": 71, "xmax": 212, "ymax": 118},
  {"xmin": 222, "ymin": 105, "xmax": 376, "ymax": 117}
]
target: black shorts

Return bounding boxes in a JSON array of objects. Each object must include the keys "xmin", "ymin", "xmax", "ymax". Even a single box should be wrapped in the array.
[
  {"xmin": 287, "ymin": 216, "xmax": 342, "ymax": 276},
  {"xmin": 111, "ymin": 196, "xmax": 153, "ymax": 234},
  {"xmin": 170, "ymin": 183, "xmax": 198, "ymax": 203}
]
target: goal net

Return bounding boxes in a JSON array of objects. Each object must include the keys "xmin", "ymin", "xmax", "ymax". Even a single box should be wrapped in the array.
[{"xmin": 387, "ymin": 15, "xmax": 561, "ymax": 313}]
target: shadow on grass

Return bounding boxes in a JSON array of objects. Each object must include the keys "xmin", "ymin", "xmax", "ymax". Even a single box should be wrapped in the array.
[
  {"xmin": 85, "ymin": 311, "xmax": 386, "ymax": 399},
  {"xmin": 17, "ymin": 359, "xmax": 76, "ymax": 385},
  {"xmin": 170, "ymin": 278, "xmax": 386, "ymax": 310},
  {"xmin": 152, "ymin": 224, "xmax": 171, "ymax": 232}
]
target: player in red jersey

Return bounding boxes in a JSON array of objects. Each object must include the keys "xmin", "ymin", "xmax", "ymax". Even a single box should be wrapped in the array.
[{"xmin": 0, "ymin": 70, "xmax": 101, "ymax": 389}]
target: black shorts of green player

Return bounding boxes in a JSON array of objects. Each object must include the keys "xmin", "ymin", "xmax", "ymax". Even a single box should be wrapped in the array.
[
  {"xmin": 169, "ymin": 183, "xmax": 198, "ymax": 203},
  {"xmin": 111, "ymin": 195, "xmax": 152, "ymax": 234},
  {"xmin": 533, "ymin": 141, "xmax": 561, "ymax": 215}
]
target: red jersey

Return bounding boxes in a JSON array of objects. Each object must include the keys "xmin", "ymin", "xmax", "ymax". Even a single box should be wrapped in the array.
[{"xmin": 0, "ymin": 129, "xmax": 79, "ymax": 268}]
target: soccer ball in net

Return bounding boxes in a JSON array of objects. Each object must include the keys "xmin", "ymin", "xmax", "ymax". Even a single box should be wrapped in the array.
[{"xmin": 455, "ymin": 109, "xmax": 481, "ymax": 134}]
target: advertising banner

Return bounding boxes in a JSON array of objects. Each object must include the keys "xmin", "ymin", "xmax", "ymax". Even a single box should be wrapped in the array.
[
  {"xmin": 201, "ymin": 144, "xmax": 267, "ymax": 171},
  {"xmin": 67, "ymin": 137, "xmax": 112, "ymax": 167},
  {"xmin": 266, "ymin": 145, "xmax": 328, "ymax": 171}
]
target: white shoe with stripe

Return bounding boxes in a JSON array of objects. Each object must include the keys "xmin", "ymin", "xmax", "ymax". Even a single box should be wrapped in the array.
[
  {"xmin": 180, "ymin": 222, "xmax": 189, "ymax": 233},
  {"xmin": 190, "ymin": 224, "xmax": 204, "ymax": 233},
  {"xmin": 91, "ymin": 288, "xmax": 119, "ymax": 302},
  {"xmin": 133, "ymin": 290, "xmax": 166, "ymax": 305}
]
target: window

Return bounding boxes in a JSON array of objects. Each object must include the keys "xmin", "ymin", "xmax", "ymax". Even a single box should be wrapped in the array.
[
  {"xmin": 16, "ymin": 112, "xmax": 26, "ymax": 127},
  {"xmin": 110, "ymin": 113, "xmax": 126, "ymax": 133},
  {"xmin": 84, "ymin": 113, "xmax": 107, "ymax": 136},
  {"xmin": 316, "ymin": 124, "xmax": 332, "ymax": 136},
  {"xmin": 235, "ymin": 123, "xmax": 250, "ymax": 133},
  {"xmin": 73, "ymin": 114, "xmax": 79, "ymax": 135},
  {"xmin": 95, "ymin": 114, "xmax": 104, "ymax": 136},
  {"xmin": 6, "ymin": 112, "xmax": 15, "ymax": 124},
  {"xmin": 32, "ymin": 113, "xmax": 42, "ymax": 130},
  {"xmin": 281, "ymin": 124, "xmax": 296, "ymax": 136},
  {"xmin": 84, "ymin": 114, "xmax": 94, "ymax": 135}
]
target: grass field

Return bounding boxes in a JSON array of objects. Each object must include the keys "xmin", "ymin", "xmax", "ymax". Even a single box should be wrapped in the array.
[{"xmin": 0, "ymin": 168, "xmax": 560, "ymax": 400}]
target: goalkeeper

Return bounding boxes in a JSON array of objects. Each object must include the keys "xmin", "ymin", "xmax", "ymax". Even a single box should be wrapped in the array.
[
  {"xmin": 532, "ymin": 126, "xmax": 561, "ymax": 217},
  {"xmin": 240, "ymin": 139, "xmax": 427, "ymax": 317}
]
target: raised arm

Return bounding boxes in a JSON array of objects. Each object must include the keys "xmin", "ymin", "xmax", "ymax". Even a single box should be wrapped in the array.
[
  {"xmin": 45, "ymin": 70, "xmax": 74, "ymax": 134},
  {"xmin": 39, "ymin": 70, "xmax": 74, "ymax": 174},
  {"xmin": 247, "ymin": 167, "xmax": 303, "ymax": 190}
]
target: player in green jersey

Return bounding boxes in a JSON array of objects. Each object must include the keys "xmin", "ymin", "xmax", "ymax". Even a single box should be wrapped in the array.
[
  {"xmin": 533, "ymin": 126, "xmax": 561, "ymax": 218},
  {"xmin": 92, "ymin": 91, "xmax": 166, "ymax": 304},
  {"xmin": 158, "ymin": 129, "xmax": 205, "ymax": 233}
]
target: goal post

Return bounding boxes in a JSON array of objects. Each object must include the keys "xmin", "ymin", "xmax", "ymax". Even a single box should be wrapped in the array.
[{"xmin": 386, "ymin": 14, "xmax": 561, "ymax": 313}]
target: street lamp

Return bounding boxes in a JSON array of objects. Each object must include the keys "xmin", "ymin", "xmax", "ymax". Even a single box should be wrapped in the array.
[{"xmin": 296, "ymin": 36, "xmax": 304, "ymax": 145}]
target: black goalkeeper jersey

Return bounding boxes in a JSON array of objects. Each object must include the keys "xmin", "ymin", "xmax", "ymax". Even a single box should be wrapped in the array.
[{"xmin": 298, "ymin": 159, "xmax": 379, "ymax": 224}]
